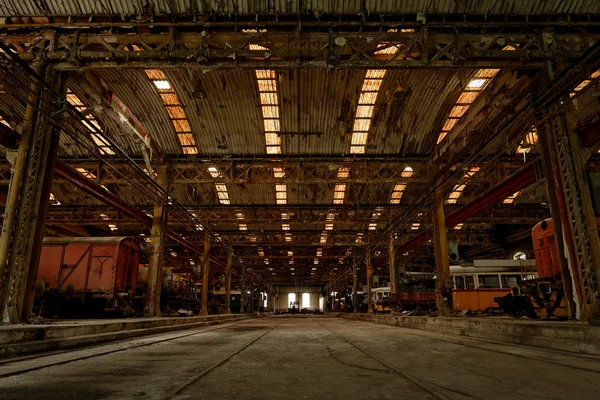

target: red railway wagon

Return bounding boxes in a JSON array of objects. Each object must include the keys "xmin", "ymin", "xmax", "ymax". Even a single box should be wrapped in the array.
[{"xmin": 36, "ymin": 237, "xmax": 141, "ymax": 317}]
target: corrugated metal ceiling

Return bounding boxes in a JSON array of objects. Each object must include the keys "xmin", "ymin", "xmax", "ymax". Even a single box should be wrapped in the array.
[{"xmin": 1, "ymin": 1, "xmax": 598, "ymax": 17}]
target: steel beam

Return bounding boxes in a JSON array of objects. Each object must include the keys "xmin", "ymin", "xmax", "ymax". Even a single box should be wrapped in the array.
[{"xmin": 2, "ymin": 30, "xmax": 596, "ymax": 70}]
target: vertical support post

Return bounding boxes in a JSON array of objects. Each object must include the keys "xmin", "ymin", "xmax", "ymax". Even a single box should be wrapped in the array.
[
  {"xmin": 537, "ymin": 104, "xmax": 600, "ymax": 320},
  {"xmin": 145, "ymin": 165, "xmax": 169, "ymax": 317},
  {"xmin": 432, "ymin": 192, "xmax": 453, "ymax": 316},
  {"xmin": 199, "ymin": 233, "xmax": 211, "ymax": 316},
  {"xmin": 224, "ymin": 250, "xmax": 232, "ymax": 314},
  {"xmin": 249, "ymin": 272, "xmax": 255, "ymax": 313},
  {"xmin": 388, "ymin": 231, "xmax": 397, "ymax": 293},
  {"xmin": 353, "ymin": 257, "xmax": 358, "ymax": 313},
  {"xmin": 0, "ymin": 63, "xmax": 69, "ymax": 323},
  {"xmin": 239, "ymin": 266, "xmax": 246, "ymax": 313},
  {"xmin": 366, "ymin": 243, "xmax": 373, "ymax": 314}
]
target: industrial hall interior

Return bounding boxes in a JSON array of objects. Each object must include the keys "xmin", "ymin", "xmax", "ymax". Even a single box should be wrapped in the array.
[{"xmin": 1, "ymin": 1, "xmax": 600, "ymax": 399}]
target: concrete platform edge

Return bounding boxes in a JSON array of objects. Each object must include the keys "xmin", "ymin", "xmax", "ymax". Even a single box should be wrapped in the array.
[
  {"xmin": 0, "ymin": 314, "xmax": 256, "ymax": 358},
  {"xmin": 340, "ymin": 313, "xmax": 600, "ymax": 356}
]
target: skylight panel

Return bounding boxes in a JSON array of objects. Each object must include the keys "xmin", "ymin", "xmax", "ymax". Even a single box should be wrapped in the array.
[
  {"xmin": 503, "ymin": 191, "xmax": 521, "ymax": 204},
  {"xmin": 401, "ymin": 167, "xmax": 413, "ymax": 178},
  {"xmin": 144, "ymin": 70, "xmax": 197, "ymax": 154},
  {"xmin": 436, "ymin": 69, "xmax": 500, "ymax": 145}
]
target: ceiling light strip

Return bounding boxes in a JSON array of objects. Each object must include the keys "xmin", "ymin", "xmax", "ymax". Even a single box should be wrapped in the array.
[{"xmin": 144, "ymin": 70, "xmax": 198, "ymax": 155}]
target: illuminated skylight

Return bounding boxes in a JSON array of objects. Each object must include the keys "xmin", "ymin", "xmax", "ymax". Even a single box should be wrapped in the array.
[
  {"xmin": 401, "ymin": 166, "xmax": 413, "ymax": 178},
  {"xmin": 454, "ymin": 223, "xmax": 464, "ymax": 230},
  {"xmin": 570, "ymin": 70, "xmax": 600, "ymax": 97},
  {"xmin": 66, "ymin": 89, "xmax": 114, "ymax": 155},
  {"xmin": 49, "ymin": 193, "xmax": 61, "ymax": 206},
  {"xmin": 144, "ymin": 70, "xmax": 197, "ymax": 154},
  {"xmin": 411, "ymin": 223, "xmax": 421, "ymax": 231},
  {"xmin": 333, "ymin": 183, "xmax": 346, "ymax": 205},
  {"xmin": 215, "ymin": 183, "xmax": 230, "ymax": 205},
  {"xmin": 255, "ymin": 70, "xmax": 281, "ymax": 155},
  {"xmin": 368, "ymin": 223, "xmax": 377, "ymax": 231},
  {"xmin": 76, "ymin": 168, "xmax": 96, "ymax": 179},
  {"xmin": 503, "ymin": 191, "xmax": 521, "ymax": 204},
  {"xmin": 108, "ymin": 224, "xmax": 118, "ymax": 231},
  {"xmin": 437, "ymin": 69, "xmax": 500, "ymax": 144},
  {"xmin": 350, "ymin": 70, "xmax": 386, "ymax": 154},
  {"xmin": 285, "ymin": 233, "xmax": 292, "ymax": 242},
  {"xmin": 320, "ymin": 232, "xmax": 328, "ymax": 244},
  {"xmin": 355, "ymin": 232, "xmax": 365, "ymax": 244},
  {"xmin": 276, "ymin": 183, "xmax": 287, "ymax": 205},
  {"xmin": 273, "ymin": 167, "xmax": 285, "ymax": 178},
  {"xmin": 389, "ymin": 183, "xmax": 406, "ymax": 204},
  {"xmin": 447, "ymin": 167, "xmax": 480, "ymax": 204},
  {"xmin": 282, "ymin": 223, "xmax": 291, "ymax": 231},
  {"xmin": 0, "ymin": 116, "xmax": 9, "ymax": 127},
  {"xmin": 238, "ymin": 224, "xmax": 248, "ymax": 231}
]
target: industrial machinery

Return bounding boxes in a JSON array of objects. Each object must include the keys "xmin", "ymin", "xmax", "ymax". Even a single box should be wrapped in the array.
[
  {"xmin": 34, "ymin": 237, "xmax": 141, "ymax": 318},
  {"xmin": 495, "ymin": 219, "xmax": 569, "ymax": 319}
]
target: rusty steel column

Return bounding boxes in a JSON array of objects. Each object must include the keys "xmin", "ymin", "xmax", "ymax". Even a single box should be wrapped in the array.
[
  {"xmin": 249, "ymin": 273, "xmax": 255, "ymax": 313},
  {"xmin": 145, "ymin": 165, "xmax": 169, "ymax": 317},
  {"xmin": 224, "ymin": 250, "xmax": 233, "ymax": 314},
  {"xmin": 432, "ymin": 192, "xmax": 453, "ymax": 316},
  {"xmin": 366, "ymin": 244, "xmax": 373, "ymax": 314},
  {"xmin": 353, "ymin": 258, "xmax": 358, "ymax": 313},
  {"xmin": 388, "ymin": 231, "xmax": 397, "ymax": 294},
  {"xmin": 537, "ymin": 103, "xmax": 600, "ymax": 321},
  {"xmin": 239, "ymin": 266, "xmax": 246, "ymax": 313},
  {"xmin": 0, "ymin": 63, "xmax": 69, "ymax": 323},
  {"xmin": 536, "ymin": 116, "xmax": 578, "ymax": 319},
  {"xmin": 199, "ymin": 233, "xmax": 211, "ymax": 316}
]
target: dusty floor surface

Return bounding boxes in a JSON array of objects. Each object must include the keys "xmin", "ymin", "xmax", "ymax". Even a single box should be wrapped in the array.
[{"xmin": 0, "ymin": 316, "xmax": 599, "ymax": 400}]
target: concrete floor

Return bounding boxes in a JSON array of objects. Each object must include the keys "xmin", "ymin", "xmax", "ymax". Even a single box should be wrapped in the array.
[{"xmin": 0, "ymin": 316, "xmax": 599, "ymax": 400}]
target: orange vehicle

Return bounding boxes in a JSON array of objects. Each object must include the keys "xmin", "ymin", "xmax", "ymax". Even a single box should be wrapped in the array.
[
  {"xmin": 35, "ymin": 237, "xmax": 141, "ymax": 317},
  {"xmin": 495, "ymin": 219, "xmax": 570, "ymax": 319},
  {"xmin": 451, "ymin": 261, "xmax": 537, "ymax": 312}
]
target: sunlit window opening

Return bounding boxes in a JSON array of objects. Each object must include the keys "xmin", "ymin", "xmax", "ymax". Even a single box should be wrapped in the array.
[
  {"xmin": 570, "ymin": 70, "xmax": 600, "ymax": 97},
  {"xmin": 144, "ymin": 70, "xmax": 197, "ymax": 154},
  {"xmin": 288, "ymin": 293, "xmax": 296, "ymax": 309},
  {"xmin": 302, "ymin": 293, "xmax": 310, "ymax": 309},
  {"xmin": 208, "ymin": 167, "xmax": 231, "ymax": 205},
  {"xmin": 437, "ymin": 69, "xmax": 500, "ymax": 144}
]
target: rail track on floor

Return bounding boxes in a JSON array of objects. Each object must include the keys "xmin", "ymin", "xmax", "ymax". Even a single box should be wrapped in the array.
[
  {"xmin": 0, "ymin": 319, "xmax": 259, "ymax": 379},
  {"xmin": 159, "ymin": 322, "xmax": 281, "ymax": 400},
  {"xmin": 317, "ymin": 321, "xmax": 454, "ymax": 400}
]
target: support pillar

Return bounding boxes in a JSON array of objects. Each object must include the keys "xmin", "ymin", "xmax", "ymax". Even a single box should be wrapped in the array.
[
  {"xmin": 366, "ymin": 244, "xmax": 374, "ymax": 314},
  {"xmin": 353, "ymin": 258, "xmax": 358, "ymax": 313},
  {"xmin": 388, "ymin": 231, "xmax": 397, "ymax": 294},
  {"xmin": 145, "ymin": 165, "xmax": 169, "ymax": 317},
  {"xmin": 224, "ymin": 250, "xmax": 232, "ymax": 314},
  {"xmin": 432, "ymin": 193, "xmax": 453, "ymax": 316},
  {"xmin": 199, "ymin": 233, "xmax": 211, "ymax": 316},
  {"xmin": 537, "ymin": 103, "xmax": 600, "ymax": 320},
  {"xmin": 0, "ymin": 63, "xmax": 68, "ymax": 323},
  {"xmin": 249, "ymin": 272, "xmax": 255, "ymax": 313},
  {"xmin": 239, "ymin": 266, "xmax": 246, "ymax": 313}
]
